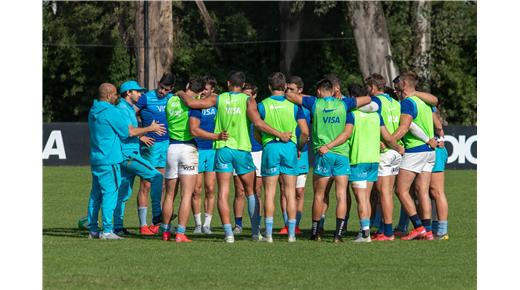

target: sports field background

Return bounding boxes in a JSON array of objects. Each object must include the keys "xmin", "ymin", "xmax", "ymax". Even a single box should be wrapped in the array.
[{"xmin": 43, "ymin": 167, "xmax": 476, "ymax": 289}]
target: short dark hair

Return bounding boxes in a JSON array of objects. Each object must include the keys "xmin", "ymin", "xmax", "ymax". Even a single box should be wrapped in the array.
[
  {"xmin": 384, "ymin": 86, "xmax": 399, "ymax": 101},
  {"xmin": 203, "ymin": 75, "xmax": 217, "ymax": 89},
  {"xmin": 324, "ymin": 73, "xmax": 341, "ymax": 87},
  {"xmin": 159, "ymin": 72, "xmax": 176, "ymax": 87},
  {"xmin": 316, "ymin": 79, "xmax": 333, "ymax": 92},
  {"xmin": 227, "ymin": 71, "xmax": 246, "ymax": 87},
  {"xmin": 268, "ymin": 72, "xmax": 286, "ymax": 91},
  {"xmin": 287, "ymin": 75, "xmax": 304, "ymax": 89},
  {"xmin": 400, "ymin": 71, "xmax": 418, "ymax": 87},
  {"xmin": 243, "ymin": 83, "xmax": 258, "ymax": 95},
  {"xmin": 347, "ymin": 83, "xmax": 367, "ymax": 98},
  {"xmin": 365, "ymin": 73, "xmax": 387, "ymax": 90},
  {"xmin": 187, "ymin": 77, "xmax": 205, "ymax": 93}
]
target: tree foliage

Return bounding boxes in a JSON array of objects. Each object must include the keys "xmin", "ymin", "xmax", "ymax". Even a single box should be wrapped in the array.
[{"xmin": 43, "ymin": 1, "xmax": 476, "ymax": 125}]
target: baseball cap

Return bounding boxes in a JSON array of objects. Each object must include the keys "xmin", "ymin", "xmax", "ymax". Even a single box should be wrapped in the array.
[{"xmin": 119, "ymin": 80, "xmax": 146, "ymax": 94}]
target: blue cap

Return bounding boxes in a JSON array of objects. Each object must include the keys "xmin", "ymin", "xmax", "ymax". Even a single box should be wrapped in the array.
[{"xmin": 119, "ymin": 80, "xmax": 146, "ymax": 94}]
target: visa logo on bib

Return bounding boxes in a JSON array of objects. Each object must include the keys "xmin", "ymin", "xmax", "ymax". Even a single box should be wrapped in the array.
[{"xmin": 322, "ymin": 116, "xmax": 340, "ymax": 123}]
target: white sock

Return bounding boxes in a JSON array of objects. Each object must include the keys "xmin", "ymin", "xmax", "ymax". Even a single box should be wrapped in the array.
[
  {"xmin": 194, "ymin": 213, "xmax": 202, "ymax": 226},
  {"xmin": 204, "ymin": 213, "xmax": 212, "ymax": 227}
]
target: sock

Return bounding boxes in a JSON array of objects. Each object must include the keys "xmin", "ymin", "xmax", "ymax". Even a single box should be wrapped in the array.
[
  {"xmin": 360, "ymin": 218, "xmax": 370, "ymax": 238},
  {"xmin": 384, "ymin": 223, "xmax": 393, "ymax": 237},
  {"xmin": 176, "ymin": 225, "xmax": 186, "ymax": 234},
  {"xmin": 235, "ymin": 217, "xmax": 243, "ymax": 228},
  {"xmin": 161, "ymin": 223, "xmax": 171, "ymax": 233},
  {"xmin": 282, "ymin": 211, "xmax": 288, "ymax": 227},
  {"xmin": 223, "ymin": 224, "xmax": 233, "ymax": 237},
  {"xmin": 432, "ymin": 220, "xmax": 439, "ymax": 234},
  {"xmin": 288, "ymin": 219, "xmax": 296, "ymax": 238},
  {"xmin": 409, "ymin": 215, "xmax": 423, "ymax": 229},
  {"xmin": 343, "ymin": 214, "xmax": 350, "ymax": 232},
  {"xmin": 265, "ymin": 217, "xmax": 274, "ymax": 237},
  {"xmin": 421, "ymin": 219, "xmax": 432, "ymax": 232},
  {"xmin": 203, "ymin": 213, "xmax": 212, "ymax": 227},
  {"xmin": 318, "ymin": 214, "xmax": 326, "ymax": 230},
  {"xmin": 335, "ymin": 218, "xmax": 345, "ymax": 237},
  {"xmin": 398, "ymin": 207, "xmax": 409, "ymax": 232},
  {"xmin": 296, "ymin": 211, "xmax": 302, "ymax": 227},
  {"xmin": 247, "ymin": 194, "xmax": 260, "ymax": 235},
  {"xmin": 194, "ymin": 213, "xmax": 202, "ymax": 226},
  {"xmin": 437, "ymin": 220, "xmax": 448, "ymax": 236},
  {"xmin": 138, "ymin": 207, "xmax": 148, "ymax": 227},
  {"xmin": 311, "ymin": 220, "xmax": 320, "ymax": 236}
]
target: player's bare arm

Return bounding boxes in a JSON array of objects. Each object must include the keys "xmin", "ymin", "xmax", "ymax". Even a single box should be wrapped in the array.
[
  {"xmin": 177, "ymin": 90, "xmax": 217, "ymax": 109},
  {"xmin": 380, "ymin": 126, "xmax": 405, "ymax": 155},
  {"xmin": 296, "ymin": 118, "xmax": 309, "ymax": 152},
  {"xmin": 392, "ymin": 114, "xmax": 413, "ymax": 141},
  {"xmin": 433, "ymin": 110, "xmax": 445, "ymax": 147},
  {"xmin": 354, "ymin": 96, "xmax": 372, "ymax": 108},
  {"xmin": 129, "ymin": 120, "xmax": 166, "ymax": 137},
  {"xmin": 189, "ymin": 117, "xmax": 228, "ymax": 141},
  {"xmin": 247, "ymin": 97, "xmax": 292, "ymax": 142},
  {"xmin": 318, "ymin": 124, "xmax": 353, "ymax": 155},
  {"xmin": 411, "ymin": 91, "xmax": 439, "ymax": 106}
]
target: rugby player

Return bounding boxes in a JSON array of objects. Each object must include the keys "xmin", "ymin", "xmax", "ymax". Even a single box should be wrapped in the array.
[
  {"xmin": 257, "ymin": 72, "xmax": 309, "ymax": 242},
  {"xmin": 135, "ymin": 73, "xmax": 175, "ymax": 234},
  {"xmin": 177, "ymin": 71, "xmax": 292, "ymax": 243}
]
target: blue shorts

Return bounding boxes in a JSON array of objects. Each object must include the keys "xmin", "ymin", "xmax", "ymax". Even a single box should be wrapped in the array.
[
  {"xmin": 298, "ymin": 151, "xmax": 309, "ymax": 175},
  {"xmin": 140, "ymin": 139, "xmax": 169, "ymax": 168},
  {"xmin": 214, "ymin": 147, "xmax": 255, "ymax": 175},
  {"xmin": 432, "ymin": 147, "xmax": 448, "ymax": 173},
  {"xmin": 349, "ymin": 163, "xmax": 379, "ymax": 182},
  {"xmin": 198, "ymin": 149, "xmax": 216, "ymax": 173},
  {"xmin": 313, "ymin": 152, "xmax": 351, "ymax": 177},
  {"xmin": 261, "ymin": 142, "xmax": 298, "ymax": 176}
]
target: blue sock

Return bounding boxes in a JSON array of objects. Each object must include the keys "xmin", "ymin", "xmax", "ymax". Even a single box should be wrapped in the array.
[
  {"xmin": 288, "ymin": 219, "xmax": 296, "ymax": 238},
  {"xmin": 318, "ymin": 214, "xmax": 326, "ymax": 229},
  {"xmin": 409, "ymin": 215, "xmax": 423, "ymax": 228},
  {"xmin": 223, "ymin": 224, "xmax": 233, "ymax": 237},
  {"xmin": 161, "ymin": 223, "xmax": 171, "ymax": 232},
  {"xmin": 138, "ymin": 207, "xmax": 148, "ymax": 227},
  {"xmin": 360, "ymin": 218, "xmax": 370, "ymax": 231},
  {"xmin": 432, "ymin": 220, "xmax": 439, "ymax": 234},
  {"xmin": 384, "ymin": 223, "xmax": 393, "ymax": 237},
  {"xmin": 282, "ymin": 211, "xmax": 288, "ymax": 227},
  {"xmin": 437, "ymin": 220, "xmax": 448, "ymax": 236},
  {"xmin": 247, "ymin": 195, "xmax": 259, "ymax": 235},
  {"xmin": 296, "ymin": 211, "xmax": 302, "ymax": 227},
  {"xmin": 265, "ymin": 217, "xmax": 274, "ymax": 237},
  {"xmin": 176, "ymin": 225, "xmax": 186, "ymax": 234},
  {"xmin": 235, "ymin": 217, "xmax": 243, "ymax": 228},
  {"xmin": 421, "ymin": 219, "xmax": 432, "ymax": 232},
  {"xmin": 398, "ymin": 207, "xmax": 409, "ymax": 232}
]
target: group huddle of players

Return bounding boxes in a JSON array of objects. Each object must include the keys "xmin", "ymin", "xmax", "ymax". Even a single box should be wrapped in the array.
[{"xmin": 82, "ymin": 69, "xmax": 449, "ymax": 243}]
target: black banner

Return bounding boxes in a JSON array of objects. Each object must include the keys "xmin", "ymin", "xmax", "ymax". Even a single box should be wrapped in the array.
[{"xmin": 42, "ymin": 123, "xmax": 477, "ymax": 169}]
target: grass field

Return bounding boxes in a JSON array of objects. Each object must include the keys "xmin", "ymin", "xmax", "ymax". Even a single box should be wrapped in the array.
[{"xmin": 43, "ymin": 167, "xmax": 476, "ymax": 289}]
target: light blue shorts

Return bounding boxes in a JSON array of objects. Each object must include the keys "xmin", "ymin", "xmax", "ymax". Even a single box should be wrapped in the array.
[
  {"xmin": 214, "ymin": 147, "xmax": 255, "ymax": 175},
  {"xmin": 298, "ymin": 151, "xmax": 309, "ymax": 175},
  {"xmin": 140, "ymin": 139, "xmax": 169, "ymax": 168},
  {"xmin": 261, "ymin": 142, "xmax": 298, "ymax": 176},
  {"xmin": 432, "ymin": 147, "xmax": 448, "ymax": 173},
  {"xmin": 349, "ymin": 163, "xmax": 379, "ymax": 182},
  {"xmin": 198, "ymin": 149, "xmax": 216, "ymax": 173},
  {"xmin": 313, "ymin": 152, "xmax": 351, "ymax": 177}
]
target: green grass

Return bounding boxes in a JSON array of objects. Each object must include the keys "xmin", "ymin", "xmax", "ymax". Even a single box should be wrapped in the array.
[{"xmin": 43, "ymin": 167, "xmax": 476, "ymax": 289}]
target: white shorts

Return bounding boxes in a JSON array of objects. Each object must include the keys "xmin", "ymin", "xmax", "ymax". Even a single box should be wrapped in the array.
[
  {"xmin": 233, "ymin": 150, "xmax": 262, "ymax": 177},
  {"xmin": 296, "ymin": 174, "xmax": 307, "ymax": 189},
  {"xmin": 165, "ymin": 143, "xmax": 199, "ymax": 179},
  {"xmin": 378, "ymin": 149, "xmax": 402, "ymax": 177},
  {"xmin": 399, "ymin": 151, "xmax": 436, "ymax": 173}
]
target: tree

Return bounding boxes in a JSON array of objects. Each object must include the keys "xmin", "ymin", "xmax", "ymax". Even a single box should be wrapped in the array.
[
  {"xmin": 195, "ymin": 0, "xmax": 223, "ymax": 61},
  {"xmin": 279, "ymin": 1, "xmax": 304, "ymax": 75},
  {"xmin": 411, "ymin": 0, "xmax": 432, "ymax": 92},
  {"xmin": 135, "ymin": 0, "xmax": 174, "ymax": 90},
  {"xmin": 345, "ymin": 1, "xmax": 399, "ymax": 85}
]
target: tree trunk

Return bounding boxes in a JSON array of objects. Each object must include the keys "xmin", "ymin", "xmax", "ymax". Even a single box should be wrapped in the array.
[
  {"xmin": 411, "ymin": 0, "xmax": 432, "ymax": 92},
  {"xmin": 195, "ymin": 0, "xmax": 223, "ymax": 61},
  {"xmin": 135, "ymin": 1, "xmax": 174, "ymax": 90},
  {"xmin": 345, "ymin": 1, "xmax": 398, "ymax": 85},
  {"xmin": 280, "ymin": 1, "xmax": 304, "ymax": 76}
]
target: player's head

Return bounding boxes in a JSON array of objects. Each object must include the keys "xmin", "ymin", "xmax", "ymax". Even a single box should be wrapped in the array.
[
  {"xmin": 324, "ymin": 73, "xmax": 341, "ymax": 95},
  {"xmin": 364, "ymin": 73, "xmax": 386, "ymax": 96},
  {"xmin": 348, "ymin": 83, "xmax": 367, "ymax": 98},
  {"xmin": 98, "ymin": 83, "xmax": 119, "ymax": 105},
  {"xmin": 384, "ymin": 86, "xmax": 400, "ymax": 101},
  {"xmin": 202, "ymin": 75, "xmax": 217, "ymax": 98},
  {"xmin": 268, "ymin": 72, "xmax": 287, "ymax": 93},
  {"xmin": 243, "ymin": 82, "xmax": 258, "ymax": 99},
  {"xmin": 287, "ymin": 75, "xmax": 304, "ymax": 94},
  {"xmin": 187, "ymin": 77, "xmax": 205, "ymax": 96},
  {"xmin": 392, "ymin": 75, "xmax": 403, "ymax": 100},
  {"xmin": 399, "ymin": 71, "xmax": 418, "ymax": 91},
  {"xmin": 316, "ymin": 79, "xmax": 334, "ymax": 98},
  {"xmin": 157, "ymin": 72, "xmax": 176, "ymax": 97},
  {"xmin": 119, "ymin": 80, "xmax": 146, "ymax": 104},
  {"xmin": 227, "ymin": 71, "xmax": 246, "ymax": 91}
]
